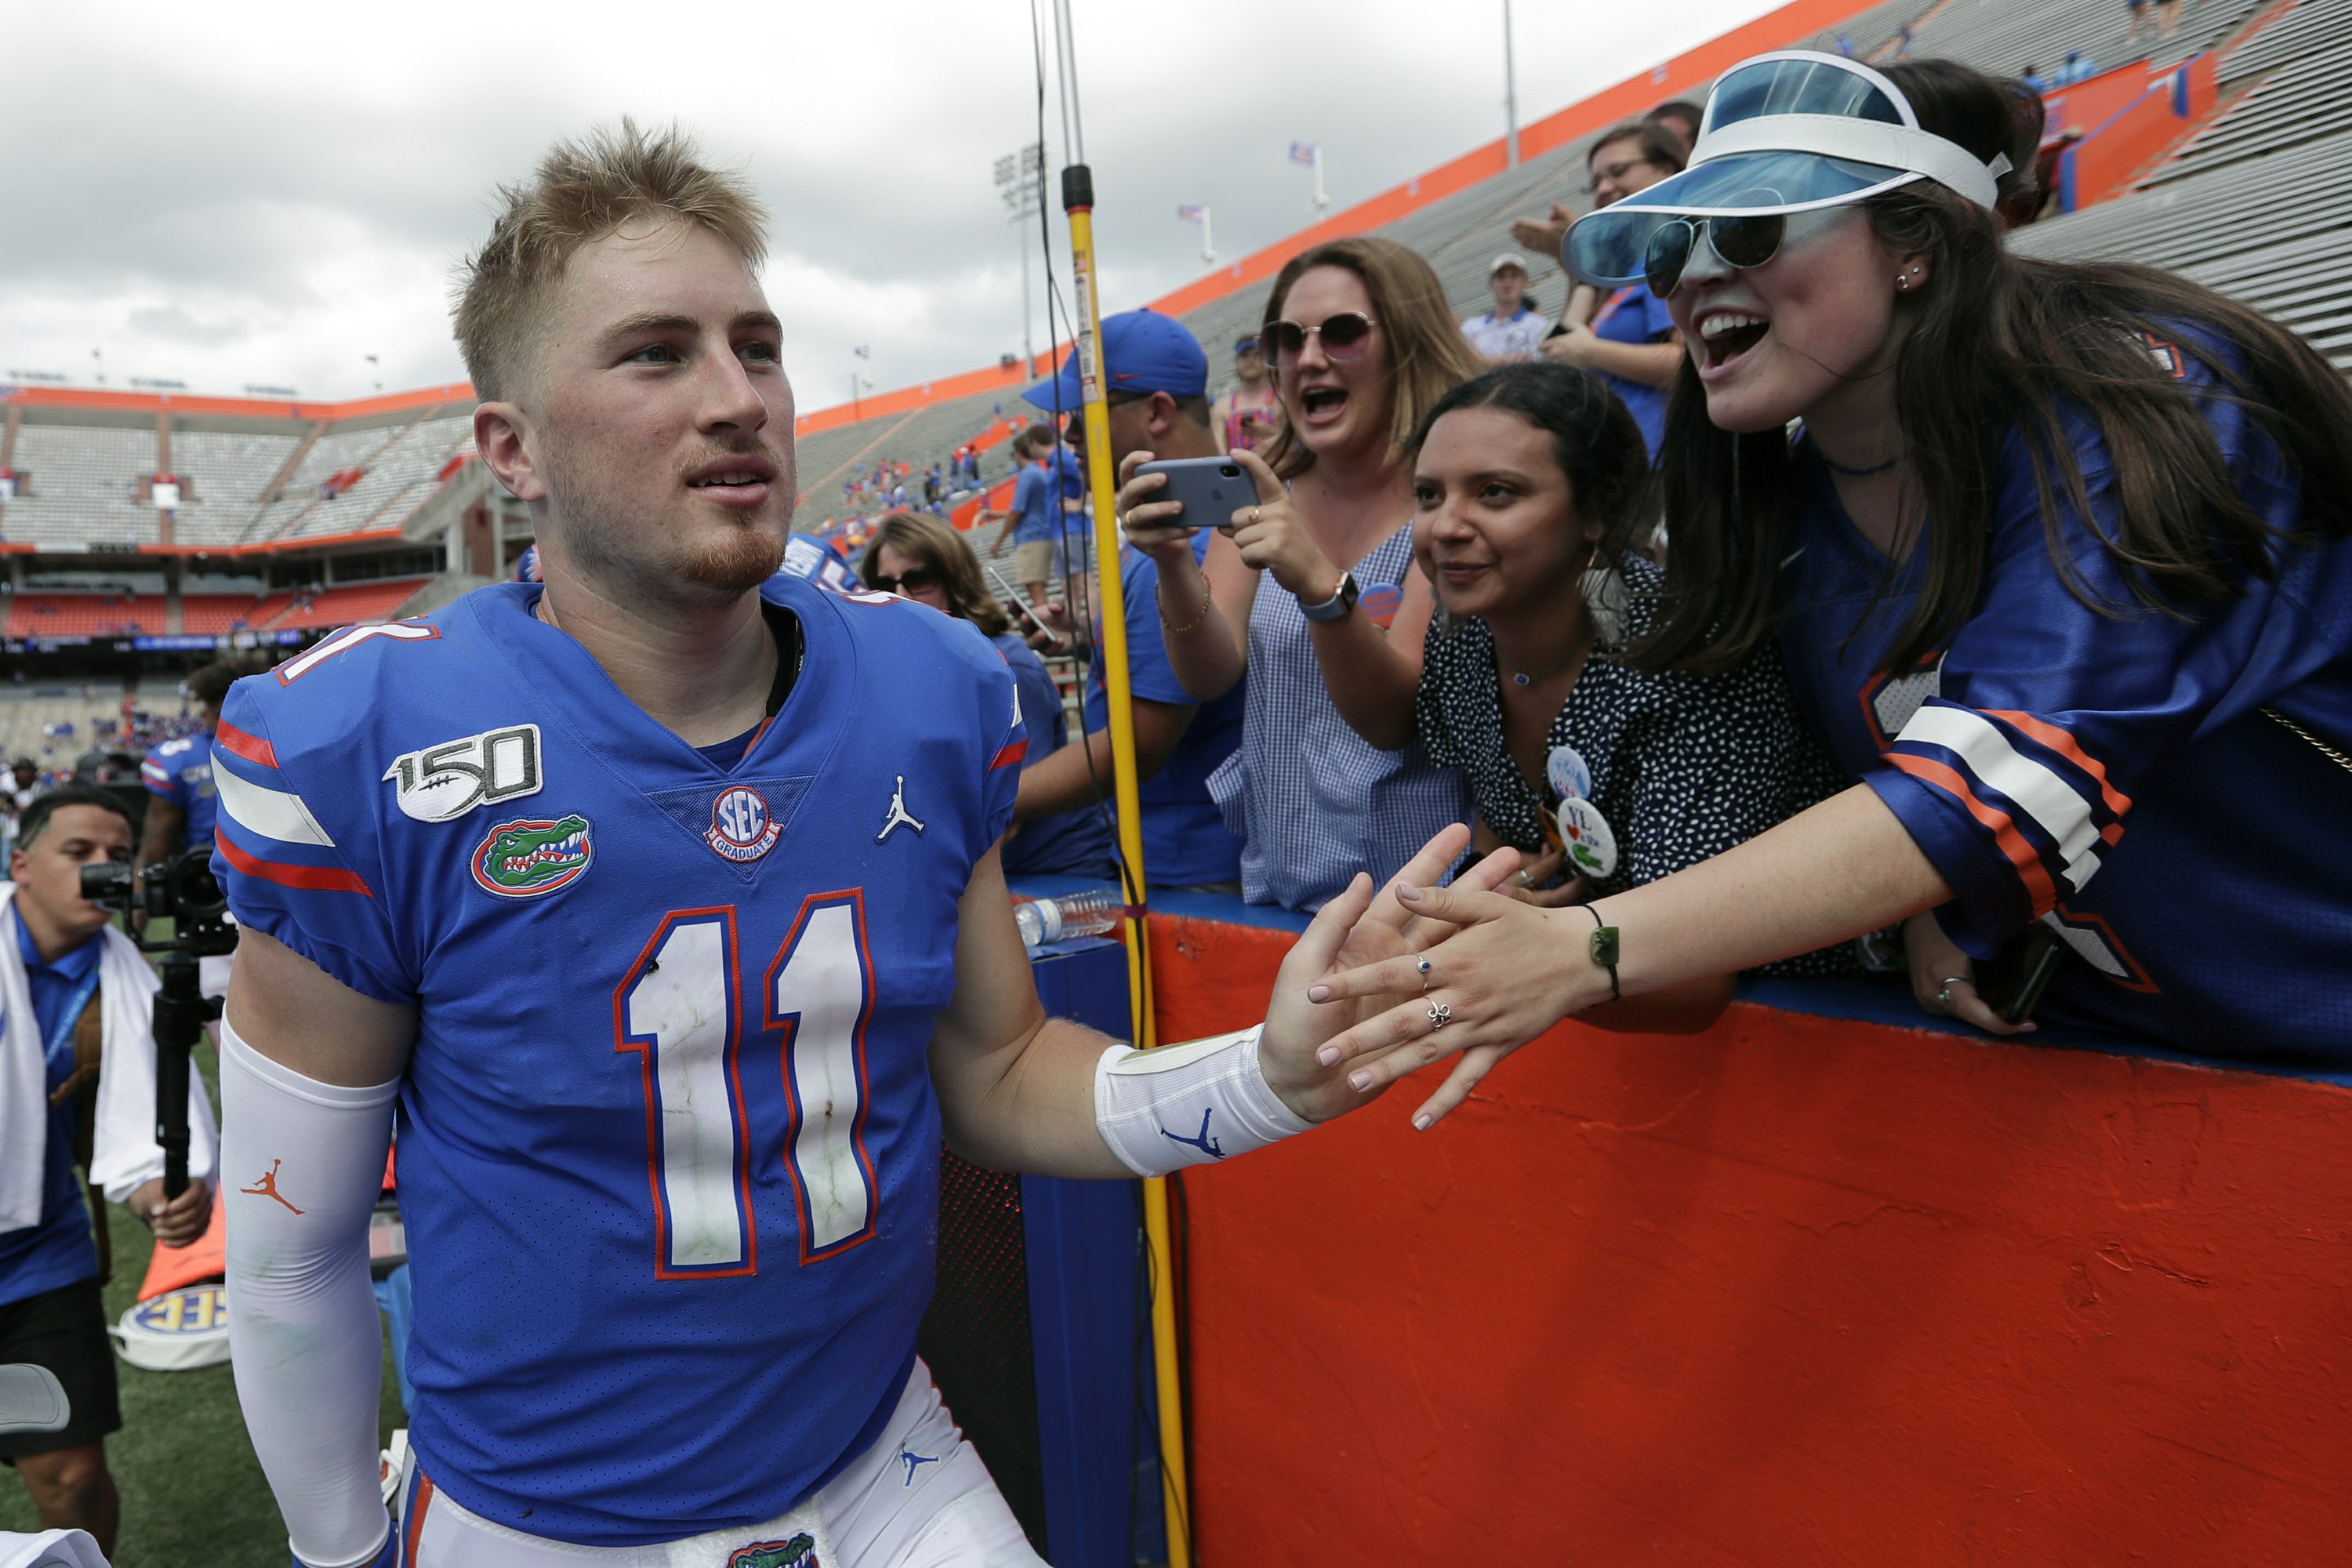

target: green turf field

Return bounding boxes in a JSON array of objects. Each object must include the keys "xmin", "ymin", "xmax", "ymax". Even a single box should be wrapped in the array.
[{"xmin": 0, "ymin": 1029, "xmax": 406, "ymax": 1563}]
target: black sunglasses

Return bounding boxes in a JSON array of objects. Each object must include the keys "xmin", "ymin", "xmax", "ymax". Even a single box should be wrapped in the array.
[
  {"xmin": 1261, "ymin": 310, "xmax": 1378, "ymax": 368},
  {"xmin": 1642, "ymin": 212, "xmax": 1787, "ymax": 297},
  {"xmin": 869, "ymin": 564, "xmax": 941, "ymax": 594}
]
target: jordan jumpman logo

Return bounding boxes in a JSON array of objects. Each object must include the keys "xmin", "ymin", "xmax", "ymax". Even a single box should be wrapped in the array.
[
  {"xmin": 876, "ymin": 775, "xmax": 926, "ymax": 842},
  {"xmin": 1159, "ymin": 1108, "xmax": 1225, "ymax": 1160},
  {"xmin": 240, "ymin": 1158, "xmax": 305, "ymax": 1215},
  {"xmin": 898, "ymin": 1446, "xmax": 940, "ymax": 1486}
]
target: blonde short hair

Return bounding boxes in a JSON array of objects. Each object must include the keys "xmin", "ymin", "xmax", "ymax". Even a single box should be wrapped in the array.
[
  {"xmin": 1257, "ymin": 237, "xmax": 1485, "ymax": 480},
  {"xmin": 453, "ymin": 118, "xmax": 768, "ymax": 403}
]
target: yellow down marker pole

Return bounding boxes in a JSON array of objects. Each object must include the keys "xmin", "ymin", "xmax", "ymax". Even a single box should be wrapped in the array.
[{"xmin": 1062, "ymin": 158, "xmax": 1189, "ymax": 1566}]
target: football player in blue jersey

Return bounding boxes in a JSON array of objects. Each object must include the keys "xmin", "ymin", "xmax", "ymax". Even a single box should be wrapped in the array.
[
  {"xmin": 210, "ymin": 121, "xmax": 1485, "ymax": 1568},
  {"xmin": 135, "ymin": 655, "xmax": 245, "ymax": 880},
  {"xmin": 1313, "ymin": 52, "xmax": 2352, "ymax": 1115}
]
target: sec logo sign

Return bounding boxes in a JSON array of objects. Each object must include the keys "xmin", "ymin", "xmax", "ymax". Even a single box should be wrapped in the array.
[{"xmin": 706, "ymin": 786, "xmax": 782, "ymax": 864}]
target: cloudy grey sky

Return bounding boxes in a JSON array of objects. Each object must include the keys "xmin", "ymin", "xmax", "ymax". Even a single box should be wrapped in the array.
[{"xmin": 3, "ymin": 0, "xmax": 1777, "ymax": 413}]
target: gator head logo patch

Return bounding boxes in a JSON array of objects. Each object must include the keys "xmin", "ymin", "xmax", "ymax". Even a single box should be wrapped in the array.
[
  {"xmin": 471, "ymin": 814, "xmax": 593, "ymax": 898},
  {"xmin": 727, "ymin": 1534, "xmax": 817, "ymax": 1568}
]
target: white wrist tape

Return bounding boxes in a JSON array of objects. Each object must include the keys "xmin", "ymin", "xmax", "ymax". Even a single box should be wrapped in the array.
[
  {"xmin": 218, "ymin": 1016, "xmax": 401, "ymax": 1568},
  {"xmin": 1093, "ymin": 1025, "xmax": 1312, "ymax": 1178}
]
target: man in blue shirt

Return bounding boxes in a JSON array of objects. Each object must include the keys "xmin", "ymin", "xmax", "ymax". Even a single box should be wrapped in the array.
[
  {"xmin": 2, "ymin": 785, "xmax": 212, "ymax": 1554},
  {"xmin": 1010, "ymin": 310, "xmax": 1248, "ymax": 891},
  {"xmin": 981, "ymin": 426, "xmax": 1065, "ymax": 612}
]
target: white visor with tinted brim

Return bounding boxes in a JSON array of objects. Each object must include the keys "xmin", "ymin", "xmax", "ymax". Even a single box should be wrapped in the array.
[{"xmin": 1565, "ymin": 52, "xmax": 2010, "ymax": 289}]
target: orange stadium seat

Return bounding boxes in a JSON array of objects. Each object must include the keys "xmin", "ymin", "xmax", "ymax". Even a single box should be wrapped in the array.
[
  {"xmin": 273, "ymin": 576, "xmax": 430, "ymax": 631},
  {"xmin": 5, "ymin": 593, "xmax": 168, "ymax": 637}
]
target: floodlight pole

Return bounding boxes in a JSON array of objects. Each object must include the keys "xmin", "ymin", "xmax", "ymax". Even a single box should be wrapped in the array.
[
  {"xmin": 1504, "ymin": 0, "xmax": 1521, "ymax": 168},
  {"xmin": 1050, "ymin": 2, "xmax": 1189, "ymax": 1563}
]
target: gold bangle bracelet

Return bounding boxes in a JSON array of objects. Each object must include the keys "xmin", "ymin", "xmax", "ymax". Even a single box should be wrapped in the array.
[{"xmin": 1158, "ymin": 577, "xmax": 1214, "ymax": 635}]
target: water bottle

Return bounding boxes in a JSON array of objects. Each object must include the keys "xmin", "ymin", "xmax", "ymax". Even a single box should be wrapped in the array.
[{"xmin": 1014, "ymin": 890, "xmax": 1123, "ymax": 950}]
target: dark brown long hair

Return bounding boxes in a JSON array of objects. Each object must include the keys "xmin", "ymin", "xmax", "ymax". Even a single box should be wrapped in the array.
[
  {"xmin": 1257, "ymin": 236, "xmax": 1486, "ymax": 481},
  {"xmin": 1637, "ymin": 58, "xmax": 2352, "ymax": 677},
  {"xmin": 858, "ymin": 510, "xmax": 1011, "ymax": 636}
]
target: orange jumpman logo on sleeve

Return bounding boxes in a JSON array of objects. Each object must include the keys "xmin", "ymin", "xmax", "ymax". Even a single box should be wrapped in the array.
[{"xmin": 239, "ymin": 1159, "xmax": 306, "ymax": 1215}]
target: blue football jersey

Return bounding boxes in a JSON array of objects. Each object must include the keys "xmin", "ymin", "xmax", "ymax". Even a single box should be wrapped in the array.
[
  {"xmin": 1778, "ymin": 327, "xmax": 2352, "ymax": 1059},
  {"xmin": 141, "ymin": 732, "xmax": 218, "ymax": 845},
  {"xmin": 211, "ymin": 575, "xmax": 1025, "ymax": 1544}
]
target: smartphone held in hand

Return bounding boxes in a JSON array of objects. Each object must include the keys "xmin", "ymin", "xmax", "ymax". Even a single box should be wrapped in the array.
[{"xmin": 1134, "ymin": 456, "xmax": 1254, "ymax": 534}]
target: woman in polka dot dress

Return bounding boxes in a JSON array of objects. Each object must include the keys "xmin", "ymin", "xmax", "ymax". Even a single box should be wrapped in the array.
[{"xmin": 1334, "ymin": 361, "xmax": 1852, "ymax": 1034}]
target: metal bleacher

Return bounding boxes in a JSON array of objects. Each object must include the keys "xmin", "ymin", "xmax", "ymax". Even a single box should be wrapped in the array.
[
  {"xmin": 1893, "ymin": 0, "xmax": 2258, "ymax": 80},
  {"xmin": 781, "ymin": 0, "xmax": 2349, "ymax": 463},
  {"xmin": 2, "ymin": 422, "xmax": 159, "ymax": 548},
  {"xmin": 2011, "ymin": 0, "xmax": 2352, "ymax": 370},
  {"xmin": 248, "ymin": 411, "xmax": 475, "ymax": 544},
  {"xmin": 166, "ymin": 426, "xmax": 305, "ymax": 544}
]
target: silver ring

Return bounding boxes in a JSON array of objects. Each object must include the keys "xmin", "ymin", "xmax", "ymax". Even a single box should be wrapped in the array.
[
  {"xmin": 1427, "ymin": 1001, "xmax": 1451, "ymax": 1030},
  {"xmin": 1417, "ymin": 955, "xmax": 1433, "ymax": 990},
  {"xmin": 1936, "ymin": 975, "xmax": 1969, "ymax": 1008},
  {"xmin": 1518, "ymin": 869, "xmax": 1534, "ymax": 887},
  {"xmin": 1248, "ymin": 505, "xmax": 1261, "ymax": 524}
]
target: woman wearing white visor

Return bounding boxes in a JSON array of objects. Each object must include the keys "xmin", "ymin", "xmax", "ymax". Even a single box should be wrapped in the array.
[{"xmin": 1307, "ymin": 53, "xmax": 2352, "ymax": 1124}]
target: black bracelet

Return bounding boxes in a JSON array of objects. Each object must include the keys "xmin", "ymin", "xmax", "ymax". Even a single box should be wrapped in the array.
[{"xmin": 1582, "ymin": 903, "xmax": 1621, "ymax": 1002}]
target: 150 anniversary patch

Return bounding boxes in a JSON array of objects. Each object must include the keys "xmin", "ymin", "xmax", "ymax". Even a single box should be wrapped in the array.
[
  {"xmin": 384, "ymin": 724, "xmax": 543, "ymax": 822},
  {"xmin": 472, "ymin": 814, "xmax": 593, "ymax": 897}
]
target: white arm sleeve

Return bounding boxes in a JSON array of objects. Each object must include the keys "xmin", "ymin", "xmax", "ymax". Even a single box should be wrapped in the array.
[{"xmin": 219, "ymin": 1016, "xmax": 399, "ymax": 1568}]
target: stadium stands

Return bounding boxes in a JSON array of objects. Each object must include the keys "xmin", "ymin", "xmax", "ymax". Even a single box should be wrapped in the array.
[
  {"xmin": 1, "ymin": 420, "xmax": 162, "ymax": 548},
  {"xmin": 2012, "ymin": 0, "xmax": 2352, "ymax": 370},
  {"xmin": 4, "ymin": 0, "xmax": 2347, "ymax": 632},
  {"xmin": 4, "ymin": 593, "xmax": 167, "ymax": 638},
  {"xmin": 165, "ymin": 426, "xmax": 305, "ymax": 541},
  {"xmin": 773, "ymin": 0, "xmax": 2340, "ymax": 473},
  {"xmin": 270, "ymin": 575, "xmax": 431, "ymax": 630}
]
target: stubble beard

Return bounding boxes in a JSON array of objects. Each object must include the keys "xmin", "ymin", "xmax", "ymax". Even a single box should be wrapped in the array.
[{"xmin": 540, "ymin": 434, "xmax": 789, "ymax": 604}]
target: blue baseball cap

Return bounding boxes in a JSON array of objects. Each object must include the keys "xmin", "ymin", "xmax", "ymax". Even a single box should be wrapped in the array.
[{"xmin": 1023, "ymin": 309, "xmax": 1209, "ymax": 412}]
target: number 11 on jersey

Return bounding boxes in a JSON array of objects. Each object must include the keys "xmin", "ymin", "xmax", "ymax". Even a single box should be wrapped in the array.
[{"xmin": 615, "ymin": 894, "xmax": 879, "ymax": 1279}]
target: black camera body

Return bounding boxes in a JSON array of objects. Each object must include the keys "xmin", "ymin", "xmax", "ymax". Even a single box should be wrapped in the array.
[{"xmin": 80, "ymin": 846, "xmax": 237, "ymax": 956}]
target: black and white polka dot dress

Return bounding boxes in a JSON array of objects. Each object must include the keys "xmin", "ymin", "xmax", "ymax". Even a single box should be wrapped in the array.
[{"xmin": 1417, "ymin": 552, "xmax": 1855, "ymax": 975}]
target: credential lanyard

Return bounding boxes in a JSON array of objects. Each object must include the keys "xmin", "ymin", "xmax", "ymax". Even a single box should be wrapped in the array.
[{"xmin": 42, "ymin": 960, "xmax": 103, "ymax": 1072}]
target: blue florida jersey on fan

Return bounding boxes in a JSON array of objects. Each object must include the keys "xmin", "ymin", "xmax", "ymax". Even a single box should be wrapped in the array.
[
  {"xmin": 1778, "ymin": 326, "xmax": 2352, "ymax": 1060},
  {"xmin": 209, "ymin": 575, "xmax": 1025, "ymax": 1545},
  {"xmin": 142, "ymin": 732, "xmax": 218, "ymax": 845}
]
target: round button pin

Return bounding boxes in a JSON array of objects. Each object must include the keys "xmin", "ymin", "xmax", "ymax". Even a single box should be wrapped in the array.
[
  {"xmin": 1555, "ymin": 796, "xmax": 1619, "ymax": 880},
  {"xmin": 1545, "ymin": 743, "xmax": 1593, "ymax": 802}
]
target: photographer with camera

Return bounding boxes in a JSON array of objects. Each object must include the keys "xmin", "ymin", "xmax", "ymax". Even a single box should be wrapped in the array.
[{"xmin": 1, "ymin": 786, "xmax": 217, "ymax": 1554}]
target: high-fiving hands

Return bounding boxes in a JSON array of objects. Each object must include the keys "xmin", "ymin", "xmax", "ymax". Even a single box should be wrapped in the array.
[
  {"xmin": 1299, "ymin": 865, "xmax": 1609, "ymax": 1129},
  {"xmin": 1258, "ymin": 825, "xmax": 1535, "ymax": 1129}
]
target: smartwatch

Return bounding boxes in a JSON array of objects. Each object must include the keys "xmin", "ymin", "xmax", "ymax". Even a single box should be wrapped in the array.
[{"xmin": 1298, "ymin": 572, "xmax": 1360, "ymax": 624}]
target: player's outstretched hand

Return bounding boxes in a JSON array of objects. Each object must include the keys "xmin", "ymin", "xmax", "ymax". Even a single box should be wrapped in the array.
[
  {"xmin": 1258, "ymin": 825, "xmax": 1526, "ymax": 1126},
  {"xmin": 1305, "ymin": 872, "xmax": 1588, "ymax": 1131}
]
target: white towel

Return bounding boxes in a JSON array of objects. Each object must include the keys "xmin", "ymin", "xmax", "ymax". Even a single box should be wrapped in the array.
[
  {"xmin": 0, "ymin": 1530, "xmax": 114, "ymax": 1568},
  {"xmin": 0, "ymin": 884, "xmax": 218, "ymax": 1234}
]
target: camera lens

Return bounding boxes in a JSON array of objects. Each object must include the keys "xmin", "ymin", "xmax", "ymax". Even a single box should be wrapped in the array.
[
  {"xmin": 162, "ymin": 847, "xmax": 228, "ymax": 925},
  {"xmin": 78, "ymin": 860, "xmax": 134, "ymax": 906}
]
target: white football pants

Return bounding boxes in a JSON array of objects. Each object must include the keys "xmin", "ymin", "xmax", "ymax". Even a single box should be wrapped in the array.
[{"xmin": 393, "ymin": 1359, "xmax": 1044, "ymax": 1568}]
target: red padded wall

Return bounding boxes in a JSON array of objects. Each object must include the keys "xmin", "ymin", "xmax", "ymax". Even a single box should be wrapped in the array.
[{"xmin": 1147, "ymin": 916, "xmax": 2352, "ymax": 1563}]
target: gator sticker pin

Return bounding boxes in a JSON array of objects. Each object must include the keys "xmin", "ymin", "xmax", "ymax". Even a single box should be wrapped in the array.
[{"xmin": 472, "ymin": 814, "xmax": 593, "ymax": 897}]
